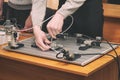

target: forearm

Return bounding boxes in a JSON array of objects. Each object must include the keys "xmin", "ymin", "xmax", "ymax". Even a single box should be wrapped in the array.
[
  {"xmin": 26, "ymin": 15, "xmax": 32, "ymax": 23},
  {"xmin": 31, "ymin": 0, "xmax": 46, "ymax": 28},
  {"xmin": 57, "ymin": 0, "xmax": 86, "ymax": 18}
]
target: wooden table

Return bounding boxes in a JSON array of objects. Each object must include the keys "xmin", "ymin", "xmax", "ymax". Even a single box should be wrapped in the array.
[
  {"xmin": 103, "ymin": 3, "xmax": 120, "ymax": 43},
  {"xmin": 0, "ymin": 35, "xmax": 120, "ymax": 80},
  {"xmin": 103, "ymin": 3, "xmax": 120, "ymax": 18}
]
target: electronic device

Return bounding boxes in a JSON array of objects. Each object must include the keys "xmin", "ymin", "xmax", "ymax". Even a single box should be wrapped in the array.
[
  {"xmin": 2, "ymin": 18, "xmax": 118, "ymax": 66},
  {"xmin": 3, "ymin": 34, "xmax": 118, "ymax": 66},
  {"xmin": 4, "ymin": 20, "xmax": 24, "ymax": 49}
]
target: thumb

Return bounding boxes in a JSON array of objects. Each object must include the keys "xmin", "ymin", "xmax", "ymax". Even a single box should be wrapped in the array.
[{"xmin": 45, "ymin": 38, "xmax": 51, "ymax": 44}]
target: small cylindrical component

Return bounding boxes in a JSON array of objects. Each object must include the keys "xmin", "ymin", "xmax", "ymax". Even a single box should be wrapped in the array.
[
  {"xmin": 56, "ymin": 33, "xmax": 68, "ymax": 39},
  {"xmin": 79, "ymin": 44, "xmax": 89, "ymax": 50},
  {"xmin": 96, "ymin": 36, "xmax": 102, "ymax": 41},
  {"xmin": 76, "ymin": 33, "xmax": 84, "ymax": 44}
]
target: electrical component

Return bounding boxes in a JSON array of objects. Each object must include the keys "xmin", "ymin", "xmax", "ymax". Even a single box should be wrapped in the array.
[
  {"xmin": 51, "ymin": 47, "xmax": 81, "ymax": 61},
  {"xmin": 50, "ymin": 41, "xmax": 63, "ymax": 50},
  {"xmin": 0, "ymin": 31, "xmax": 7, "ymax": 45},
  {"xmin": 56, "ymin": 33, "xmax": 68, "ymax": 39},
  {"xmin": 4, "ymin": 20, "xmax": 24, "ymax": 49},
  {"xmin": 76, "ymin": 33, "xmax": 102, "ymax": 50}
]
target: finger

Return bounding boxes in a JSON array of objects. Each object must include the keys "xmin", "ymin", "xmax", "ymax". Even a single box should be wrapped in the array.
[
  {"xmin": 51, "ymin": 29, "xmax": 57, "ymax": 38},
  {"xmin": 52, "ymin": 27, "xmax": 61, "ymax": 38},
  {"xmin": 36, "ymin": 42, "xmax": 44, "ymax": 50},
  {"xmin": 47, "ymin": 27, "xmax": 56, "ymax": 39},
  {"xmin": 35, "ymin": 40, "xmax": 50, "ymax": 51},
  {"xmin": 50, "ymin": 27, "xmax": 60, "ymax": 39},
  {"xmin": 53, "ymin": 30, "xmax": 61, "ymax": 38},
  {"xmin": 36, "ymin": 42, "xmax": 50, "ymax": 51},
  {"xmin": 44, "ymin": 38, "xmax": 51, "ymax": 44},
  {"xmin": 58, "ymin": 28, "xmax": 62, "ymax": 33},
  {"xmin": 56, "ymin": 30, "xmax": 60, "ymax": 35}
]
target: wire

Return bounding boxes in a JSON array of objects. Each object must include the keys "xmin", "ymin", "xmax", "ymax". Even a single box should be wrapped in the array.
[
  {"xmin": 61, "ymin": 15, "xmax": 74, "ymax": 34},
  {"xmin": 17, "ymin": 27, "xmax": 33, "ymax": 32},
  {"xmin": 17, "ymin": 15, "xmax": 74, "ymax": 34},
  {"xmin": 102, "ymin": 41, "xmax": 120, "ymax": 46},
  {"xmin": 53, "ymin": 34, "xmax": 120, "ymax": 80},
  {"xmin": 54, "ymin": 48, "xmax": 118, "ymax": 63},
  {"xmin": 103, "ymin": 38, "xmax": 120, "ymax": 80},
  {"xmin": 78, "ymin": 34, "xmax": 120, "ymax": 80},
  {"xmin": 17, "ymin": 15, "xmax": 54, "ymax": 32},
  {"xmin": 82, "ymin": 34, "xmax": 95, "ymax": 40}
]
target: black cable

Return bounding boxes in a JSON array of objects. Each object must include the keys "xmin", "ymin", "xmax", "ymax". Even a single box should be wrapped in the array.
[
  {"xmin": 81, "ymin": 35, "xmax": 120, "ymax": 80},
  {"xmin": 56, "ymin": 51, "xmax": 64, "ymax": 59},
  {"xmin": 54, "ymin": 47, "xmax": 119, "ymax": 80},
  {"xmin": 54, "ymin": 34, "xmax": 120, "ymax": 80},
  {"xmin": 56, "ymin": 52, "xmax": 116, "ymax": 60},
  {"xmin": 103, "ymin": 38, "xmax": 120, "ymax": 80},
  {"xmin": 80, "ymin": 34, "xmax": 120, "ymax": 80}
]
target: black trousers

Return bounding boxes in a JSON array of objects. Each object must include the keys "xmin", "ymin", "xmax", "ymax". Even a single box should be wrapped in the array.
[
  {"xmin": 5, "ymin": 3, "xmax": 31, "ymax": 29},
  {"xmin": 43, "ymin": 0, "xmax": 104, "ymax": 38}
]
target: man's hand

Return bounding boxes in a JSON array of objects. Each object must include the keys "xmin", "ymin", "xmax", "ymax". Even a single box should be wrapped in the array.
[
  {"xmin": 47, "ymin": 13, "xmax": 64, "ymax": 38},
  {"xmin": 33, "ymin": 26, "xmax": 51, "ymax": 51}
]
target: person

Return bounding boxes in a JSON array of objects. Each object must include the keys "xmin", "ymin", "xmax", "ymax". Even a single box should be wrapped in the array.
[
  {"xmin": 0, "ymin": 0, "xmax": 32, "ymax": 29},
  {"xmin": 31, "ymin": 0, "xmax": 104, "ymax": 51}
]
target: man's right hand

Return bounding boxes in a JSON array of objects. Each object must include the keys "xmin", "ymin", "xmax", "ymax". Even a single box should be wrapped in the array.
[{"xmin": 33, "ymin": 26, "xmax": 51, "ymax": 51}]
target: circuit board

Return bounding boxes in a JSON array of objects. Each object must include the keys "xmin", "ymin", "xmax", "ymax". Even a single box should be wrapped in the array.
[{"xmin": 3, "ymin": 37, "xmax": 118, "ymax": 66}]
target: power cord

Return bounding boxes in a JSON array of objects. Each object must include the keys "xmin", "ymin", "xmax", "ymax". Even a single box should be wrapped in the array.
[
  {"xmin": 103, "ymin": 38, "xmax": 120, "ymax": 80},
  {"xmin": 52, "ymin": 34, "xmax": 120, "ymax": 80},
  {"xmin": 17, "ymin": 15, "xmax": 74, "ymax": 33},
  {"xmin": 77, "ymin": 36, "xmax": 120, "ymax": 80}
]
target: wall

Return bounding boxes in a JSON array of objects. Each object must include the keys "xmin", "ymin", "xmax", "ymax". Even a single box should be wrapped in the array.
[{"xmin": 47, "ymin": 0, "xmax": 58, "ymax": 9}]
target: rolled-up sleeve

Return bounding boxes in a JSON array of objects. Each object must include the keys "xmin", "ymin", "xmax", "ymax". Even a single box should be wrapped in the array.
[
  {"xmin": 31, "ymin": 0, "xmax": 47, "ymax": 28},
  {"xmin": 57, "ymin": 0, "xmax": 86, "ymax": 18}
]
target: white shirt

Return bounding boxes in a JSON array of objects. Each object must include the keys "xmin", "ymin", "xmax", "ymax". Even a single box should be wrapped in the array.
[
  {"xmin": 9, "ymin": 0, "xmax": 32, "ymax": 5},
  {"xmin": 8, "ymin": 0, "xmax": 32, "ymax": 10},
  {"xmin": 31, "ymin": 0, "xmax": 86, "ymax": 27}
]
